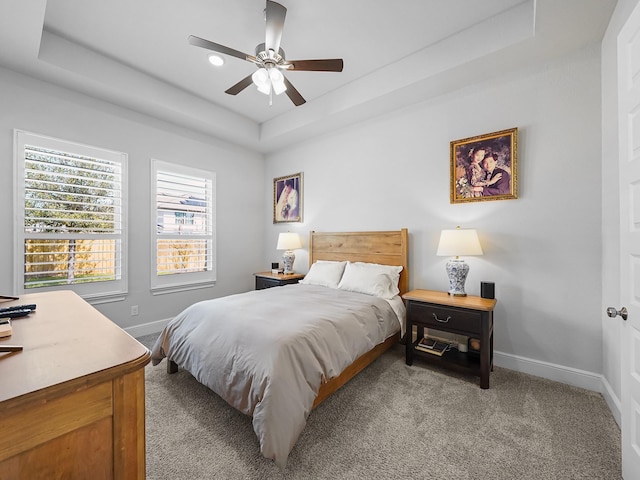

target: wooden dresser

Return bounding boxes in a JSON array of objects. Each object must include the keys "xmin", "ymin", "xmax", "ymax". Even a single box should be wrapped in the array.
[{"xmin": 0, "ymin": 291, "xmax": 150, "ymax": 479}]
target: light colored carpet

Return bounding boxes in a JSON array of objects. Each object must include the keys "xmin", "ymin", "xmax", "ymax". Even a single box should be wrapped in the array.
[{"xmin": 138, "ymin": 334, "xmax": 621, "ymax": 479}]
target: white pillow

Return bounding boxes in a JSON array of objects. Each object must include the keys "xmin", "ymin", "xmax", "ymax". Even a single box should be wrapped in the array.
[
  {"xmin": 337, "ymin": 262, "xmax": 403, "ymax": 299},
  {"xmin": 298, "ymin": 261, "xmax": 347, "ymax": 288}
]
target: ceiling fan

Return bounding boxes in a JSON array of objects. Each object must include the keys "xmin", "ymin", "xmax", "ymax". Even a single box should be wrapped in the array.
[{"xmin": 188, "ymin": 0, "xmax": 343, "ymax": 106}]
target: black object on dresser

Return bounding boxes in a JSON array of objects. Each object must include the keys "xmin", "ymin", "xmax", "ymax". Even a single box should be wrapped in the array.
[
  {"xmin": 402, "ymin": 289, "xmax": 497, "ymax": 389},
  {"xmin": 254, "ymin": 272, "xmax": 305, "ymax": 290}
]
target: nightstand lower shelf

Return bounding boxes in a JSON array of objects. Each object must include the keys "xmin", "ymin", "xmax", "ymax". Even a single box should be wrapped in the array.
[{"xmin": 410, "ymin": 339, "xmax": 486, "ymax": 375}]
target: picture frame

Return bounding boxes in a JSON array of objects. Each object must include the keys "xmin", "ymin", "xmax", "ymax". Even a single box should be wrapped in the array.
[
  {"xmin": 450, "ymin": 127, "xmax": 518, "ymax": 204},
  {"xmin": 273, "ymin": 172, "xmax": 303, "ymax": 223}
]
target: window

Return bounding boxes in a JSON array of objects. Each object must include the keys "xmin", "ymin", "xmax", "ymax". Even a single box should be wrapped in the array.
[
  {"xmin": 14, "ymin": 131, "xmax": 128, "ymax": 301},
  {"xmin": 151, "ymin": 159, "xmax": 215, "ymax": 293}
]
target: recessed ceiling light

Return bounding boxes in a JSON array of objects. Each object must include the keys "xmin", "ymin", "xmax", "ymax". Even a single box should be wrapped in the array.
[{"xmin": 208, "ymin": 54, "xmax": 224, "ymax": 66}]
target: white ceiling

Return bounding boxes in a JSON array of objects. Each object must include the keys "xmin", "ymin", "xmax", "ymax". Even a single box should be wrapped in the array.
[{"xmin": 0, "ymin": 0, "xmax": 616, "ymax": 153}]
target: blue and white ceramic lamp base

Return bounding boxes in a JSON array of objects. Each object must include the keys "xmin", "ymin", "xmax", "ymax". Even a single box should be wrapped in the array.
[
  {"xmin": 446, "ymin": 259, "xmax": 469, "ymax": 296},
  {"xmin": 282, "ymin": 251, "xmax": 295, "ymax": 274}
]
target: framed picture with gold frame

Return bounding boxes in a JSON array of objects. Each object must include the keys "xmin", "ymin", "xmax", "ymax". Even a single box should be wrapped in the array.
[
  {"xmin": 450, "ymin": 128, "xmax": 518, "ymax": 204},
  {"xmin": 273, "ymin": 172, "xmax": 303, "ymax": 223}
]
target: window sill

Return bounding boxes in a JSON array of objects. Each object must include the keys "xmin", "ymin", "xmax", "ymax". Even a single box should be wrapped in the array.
[{"xmin": 150, "ymin": 280, "xmax": 216, "ymax": 296}]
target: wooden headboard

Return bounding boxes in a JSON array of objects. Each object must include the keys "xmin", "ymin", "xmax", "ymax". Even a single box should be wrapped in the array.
[{"xmin": 308, "ymin": 229, "xmax": 409, "ymax": 296}]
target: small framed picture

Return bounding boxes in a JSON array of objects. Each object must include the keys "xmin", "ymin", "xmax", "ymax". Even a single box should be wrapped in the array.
[
  {"xmin": 450, "ymin": 128, "xmax": 518, "ymax": 203},
  {"xmin": 273, "ymin": 172, "xmax": 303, "ymax": 223}
]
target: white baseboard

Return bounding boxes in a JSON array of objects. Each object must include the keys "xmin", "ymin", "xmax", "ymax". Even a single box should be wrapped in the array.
[
  {"xmin": 601, "ymin": 375, "xmax": 622, "ymax": 428},
  {"xmin": 124, "ymin": 317, "xmax": 170, "ymax": 338},
  {"xmin": 494, "ymin": 350, "xmax": 602, "ymax": 391},
  {"xmin": 497, "ymin": 350, "xmax": 621, "ymax": 427}
]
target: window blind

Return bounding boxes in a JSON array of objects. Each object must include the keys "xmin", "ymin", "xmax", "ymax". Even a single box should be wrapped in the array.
[
  {"xmin": 15, "ymin": 131, "xmax": 127, "ymax": 299},
  {"xmin": 154, "ymin": 164, "xmax": 215, "ymax": 280}
]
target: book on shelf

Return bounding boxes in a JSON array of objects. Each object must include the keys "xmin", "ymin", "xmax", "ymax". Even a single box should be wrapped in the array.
[{"xmin": 415, "ymin": 337, "xmax": 449, "ymax": 356}]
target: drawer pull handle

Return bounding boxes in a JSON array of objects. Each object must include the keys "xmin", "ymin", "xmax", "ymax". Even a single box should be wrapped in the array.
[{"xmin": 432, "ymin": 313, "xmax": 451, "ymax": 323}]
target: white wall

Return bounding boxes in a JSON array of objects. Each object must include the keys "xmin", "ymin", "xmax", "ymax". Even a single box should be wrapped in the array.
[
  {"xmin": 0, "ymin": 26, "xmax": 611, "ymax": 394},
  {"xmin": 265, "ymin": 45, "xmax": 604, "ymax": 387},
  {"xmin": 0, "ymin": 67, "xmax": 265, "ymax": 334},
  {"xmin": 600, "ymin": 0, "xmax": 640, "ymax": 426}
]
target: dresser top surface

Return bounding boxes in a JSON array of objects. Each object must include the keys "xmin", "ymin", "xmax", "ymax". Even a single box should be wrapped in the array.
[{"xmin": 0, "ymin": 291, "xmax": 149, "ymax": 404}]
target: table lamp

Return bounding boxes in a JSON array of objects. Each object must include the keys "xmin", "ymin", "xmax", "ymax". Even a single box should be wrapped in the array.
[
  {"xmin": 436, "ymin": 226, "xmax": 483, "ymax": 296},
  {"xmin": 277, "ymin": 232, "xmax": 302, "ymax": 274}
]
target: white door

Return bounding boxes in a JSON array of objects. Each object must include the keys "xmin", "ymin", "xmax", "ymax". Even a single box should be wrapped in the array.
[{"xmin": 619, "ymin": 2, "xmax": 640, "ymax": 477}]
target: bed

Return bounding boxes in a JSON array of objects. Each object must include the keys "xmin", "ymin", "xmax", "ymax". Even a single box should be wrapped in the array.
[{"xmin": 150, "ymin": 229, "xmax": 409, "ymax": 467}]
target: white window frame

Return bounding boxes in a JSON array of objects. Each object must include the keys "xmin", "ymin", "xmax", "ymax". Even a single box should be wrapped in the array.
[
  {"xmin": 151, "ymin": 159, "xmax": 216, "ymax": 294},
  {"xmin": 14, "ymin": 130, "xmax": 128, "ymax": 303}
]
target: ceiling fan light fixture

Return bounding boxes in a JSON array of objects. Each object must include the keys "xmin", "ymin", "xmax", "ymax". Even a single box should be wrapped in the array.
[
  {"xmin": 252, "ymin": 67, "xmax": 286, "ymax": 96},
  {"xmin": 257, "ymin": 82, "xmax": 271, "ymax": 95},
  {"xmin": 207, "ymin": 54, "xmax": 224, "ymax": 66},
  {"xmin": 271, "ymin": 80, "xmax": 286, "ymax": 95},
  {"xmin": 252, "ymin": 68, "xmax": 270, "ymax": 94},
  {"xmin": 269, "ymin": 68, "xmax": 286, "ymax": 95}
]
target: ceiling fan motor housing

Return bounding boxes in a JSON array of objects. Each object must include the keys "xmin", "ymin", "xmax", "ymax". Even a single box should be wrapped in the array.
[{"xmin": 255, "ymin": 43, "xmax": 286, "ymax": 68}]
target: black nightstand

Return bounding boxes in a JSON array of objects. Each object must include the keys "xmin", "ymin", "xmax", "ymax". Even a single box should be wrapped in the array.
[
  {"xmin": 254, "ymin": 272, "xmax": 305, "ymax": 290},
  {"xmin": 403, "ymin": 289, "xmax": 497, "ymax": 389}
]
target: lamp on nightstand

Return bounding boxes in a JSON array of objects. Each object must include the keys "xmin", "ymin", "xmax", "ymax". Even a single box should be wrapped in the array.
[
  {"xmin": 277, "ymin": 232, "xmax": 302, "ymax": 275},
  {"xmin": 436, "ymin": 226, "xmax": 483, "ymax": 296}
]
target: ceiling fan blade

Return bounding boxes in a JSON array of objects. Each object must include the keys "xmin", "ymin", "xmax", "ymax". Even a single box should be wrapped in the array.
[
  {"xmin": 285, "ymin": 59, "xmax": 344, "ymax": 72},
  {"xmin": 282, "ymin": 76, "xmax": 306, "ymax": 106},
  {"xmin": 265, "ymin": 0, "xmax": 286, "ymax": 53},
  {"xmin": 225, "ymin": 74, "xmax": 254, "ymax": 96},
  {"xmin": 188, "ymin": 35, "xmax": 257, "ymax": 63}
]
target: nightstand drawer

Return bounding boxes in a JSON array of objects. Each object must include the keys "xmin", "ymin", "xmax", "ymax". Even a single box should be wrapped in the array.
[
  {"xmin": 256, "ymin": 277, "xmax": 279, "ymax": 290},
  {"xmin": 407, "ymin": 302, "xmax": 482, "ymax": 335}
]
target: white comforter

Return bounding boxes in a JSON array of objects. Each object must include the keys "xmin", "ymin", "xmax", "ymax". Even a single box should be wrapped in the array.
[{"xmin": 150, "ymin": 283, "xmax": 402, "ymax": 467}]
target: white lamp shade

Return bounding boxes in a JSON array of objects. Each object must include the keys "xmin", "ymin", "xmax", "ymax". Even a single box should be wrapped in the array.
[
  {"xmin": 436, "ymin": 228, "xmax": 483, "ymax": 257},
  {"xmin": 252, "ymin": 68, "xmax": 269, "ymax": 86},
  {"xmin": 277, "ymin": 232, "xmax": 302, "ymax": 250},
  {"xmin": 252, "ymin": 68, "xmax": 271, "ymax": 95},
  {"xmin": 257, "ymin": 83, "xmax": 271, "ymax": 95},
  {"xmin": 269, "ymin": 68, "xmax": 287, "ymax": 95}
]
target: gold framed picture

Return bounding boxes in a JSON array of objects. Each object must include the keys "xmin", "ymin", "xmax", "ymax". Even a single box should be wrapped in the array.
[
  {"xmin": 450, "ymin": 128, "xmax": 518, "ymax": 204},
  {"xmin": 273, "ymin": 172, "xmax": 303, "ymax": 223}
]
